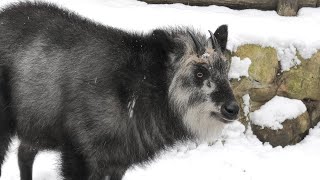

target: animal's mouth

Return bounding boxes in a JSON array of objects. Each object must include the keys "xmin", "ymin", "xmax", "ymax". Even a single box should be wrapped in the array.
[{"xmin": 210, "ymin": 112, "xmax": 238, "ymax": 124}]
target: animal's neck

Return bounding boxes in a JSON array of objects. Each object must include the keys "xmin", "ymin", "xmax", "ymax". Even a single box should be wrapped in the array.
[
  {"xmin": 116, "ymin": 34, "xmax": 190, "ymax": 161},
  {"xmin": 125, "ymin": 94, "xmax": 189, "ymax": 161},
  {"xmin": 122, "ymin": 69, "xmax": 189, "ymax": 161}
]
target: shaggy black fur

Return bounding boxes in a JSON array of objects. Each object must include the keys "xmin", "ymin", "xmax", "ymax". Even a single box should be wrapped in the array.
[
  {"xmin": 0, "ymin": 2, "xmax": 234, "ymax": 180},
  {"xmin": 0, "ymin": 67, "xmax": 14, "ymax": 178},
  {"xmin": 0, "ymin": 2, "xmax": 192, "ymax": 180}
]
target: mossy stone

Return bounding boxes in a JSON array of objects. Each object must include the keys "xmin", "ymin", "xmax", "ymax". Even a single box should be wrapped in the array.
[
  {"xmin": 249, "ymin": 84, "xmax": 278, "ymax": 102},
  {"xmin": 234, "ymin": 44, "xmax": 279, "ymax": 84},
  {"xmin": 251, "ymin": 111, "xmax": 310, "ymax": 147},
  {"xmin": 277, "ymin": 52, "xmax": 320, "ymax": 100},
  {"xmin": 230, "ymin": 78, "xmax": 254, "ymax": 98}
]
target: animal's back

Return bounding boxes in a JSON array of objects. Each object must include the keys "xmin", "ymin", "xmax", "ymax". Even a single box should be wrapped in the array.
[{"xmin": 0, "ymin": 2, "xmax": 128, "ymax": 148}]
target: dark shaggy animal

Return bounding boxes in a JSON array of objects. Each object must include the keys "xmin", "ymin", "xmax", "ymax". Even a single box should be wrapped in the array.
[{"xmin": 0, "ymin": 2, "xmax": 239, "ymax": 180}]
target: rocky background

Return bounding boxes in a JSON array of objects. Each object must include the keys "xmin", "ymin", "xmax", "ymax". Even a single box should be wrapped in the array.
[
  {"xmin": 228, "ymin": 44, "xmax": 320, "ymax": 147},
  {"xmin": 140, "ymin": 0, "xmax": 320, "ymax": 16}
]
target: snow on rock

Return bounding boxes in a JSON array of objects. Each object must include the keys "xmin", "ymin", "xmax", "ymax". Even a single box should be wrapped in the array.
[
  {"xmin": 242, "ymin": 94, "xmax": 250, "ymax": 118},
  {"xmin": 294, "ymin": 42, "xmax": 318, "ymax": 60},
  {"xmin": 250, "ymin": 96, "xmax": 307, "ymax": 130},
  {"xmin": 228, "ymin": 56, "xmax": 251, "ymax": 80},
  {"xmin": 276, "ymin": 45, "xmax": 301, "ymax": 71}
]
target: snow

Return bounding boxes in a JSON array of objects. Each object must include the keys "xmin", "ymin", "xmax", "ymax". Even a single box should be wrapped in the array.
[
  {"xmin": 0, "ymin": 140, "xmax": 62, "ymax": 180},
  {"xmin": 126, "ymin": 121, "xmax": 320, "ymax": 180},
  {"xmin": 242, "ymin": 94, "xmax": 250, "ymax": 118},
  {"xmin": 277, "ymin": 45, "xmax": 301, "ymax": 71},
  {"xmin": 2, "ymin": 121, "xmax": 320, "ymax": 180},
  {"xmin": 250, "ymin": 96, "xmax": 307, "ymax": 130},
  {"xmin": 228, "ymin": 56, "xmax": 252, "ymax": 80},
  {"xmin": 0, "ymin": 0, "xmax": 320, "ymax": 180}
]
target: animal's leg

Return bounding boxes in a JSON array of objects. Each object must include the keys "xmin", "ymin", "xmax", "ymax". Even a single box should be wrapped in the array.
[
  {"xmin": 86, "ymin": 158, "xmax": 108, "ymax": 180},
  {"xmin": 0, "ymin": 106, "xmax": 11, "ymax": 177},
  {"xmin": 87, "ymin": 167, "xmax": 105, "ymax": 180},
  {"xmin": 88, "ymin": 173, "xmax": 105, "ymax": 180},
  {"xmin": 18, "ymin": 142, "xmax": 38, "ymax": 180},
  {"xmin": 61, "ymin": 145, "xmax": 88, "ymax": 180},
  {"xmin": 0, "ymin": 67, "xmax": 14, "ymax": 177}
]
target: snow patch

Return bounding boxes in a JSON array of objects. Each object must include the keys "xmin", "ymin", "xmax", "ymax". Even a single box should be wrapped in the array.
[
  {"xmin": 250, "ymin": 96, "xmax": 307, "ymax": 130},
  {"xmin": 242, "ymin": 94, "xmax": 250, "ymax": 118},
  {"xmin": 228, "ymin": 56, "xmax": 251, "ymax": 80},
  {"xmin": 221, "ymin": 121, "xmax": 246, "ymax": 140},
  {"xmin": 201, "ymin": 52, "xmax": 210, "ymax": 59},
  {"xmin": 276, "ymin": 45, "xmax": 301, "ymax": 71}
]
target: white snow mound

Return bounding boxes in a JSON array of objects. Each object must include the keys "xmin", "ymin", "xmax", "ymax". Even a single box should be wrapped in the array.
[
  {"xmin": 277, "ymin": 45, "xmax": 301, "ymax": 71},
  {"xmin": 228, "ymin": 56, "xmax": 251, "ymax": 80},
  {"xmin": 250, "ymin": 96, "xmax": 307, "ymax": 130}
]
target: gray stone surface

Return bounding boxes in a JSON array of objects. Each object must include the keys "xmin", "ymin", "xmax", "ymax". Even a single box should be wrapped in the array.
[{"xmin": 139, "ymin": 0, "xmax": 318, "ymax": 16}]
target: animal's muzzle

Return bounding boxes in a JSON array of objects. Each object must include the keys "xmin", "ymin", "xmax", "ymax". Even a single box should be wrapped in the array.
[{"xmin": 221, "ymin": 101, "xmax": 239, "ymax": 121}]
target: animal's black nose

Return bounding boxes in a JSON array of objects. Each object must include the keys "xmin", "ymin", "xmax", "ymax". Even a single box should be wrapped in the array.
[{"xmin": 221, "ymin": 101, "xmax": 239, "ymax": 120}]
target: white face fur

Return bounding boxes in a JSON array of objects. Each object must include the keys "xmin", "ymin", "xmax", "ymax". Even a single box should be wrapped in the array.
[{"xmin": 168, "ymin": 49, "xmax": 231, "ymax": 142}]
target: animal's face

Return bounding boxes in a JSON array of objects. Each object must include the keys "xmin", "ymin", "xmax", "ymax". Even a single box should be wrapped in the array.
[{"xmin": 168, "ymin": 25, "xmax": 239, "ymax": 141}]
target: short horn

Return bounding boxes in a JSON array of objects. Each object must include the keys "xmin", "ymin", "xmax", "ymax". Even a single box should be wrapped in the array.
[
  {"xmin": 208, "ymin": 30, "xmax": 221, "ymax": 53},
  {"xmin": 188, "ymin": 31, "xmax": 205, "ymax": 56}
]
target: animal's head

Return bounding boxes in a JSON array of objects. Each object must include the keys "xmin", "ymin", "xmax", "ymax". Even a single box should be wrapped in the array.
[{"xmin": 167, "ymin": 25, "xmax": 239, "ymax": 141}]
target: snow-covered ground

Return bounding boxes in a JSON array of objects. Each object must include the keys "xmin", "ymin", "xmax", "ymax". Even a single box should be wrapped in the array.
[
  {"xmin": 3, "ymin": 121, "xmax": 320, "ymax": 180},
  {"xmin": 1, "ymin": 0, "xmax": 320, "ymax": 180}
]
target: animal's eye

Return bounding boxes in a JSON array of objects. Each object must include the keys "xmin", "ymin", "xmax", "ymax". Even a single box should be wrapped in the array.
[
  {"xmin": 192, "ymin": 64, "xmax": 210, "ymax": 87},
  {"xmin": 197, "ymin": 72, "xmax": 203, "ymax": 78},
  {"xmin": 193, "ymin": 65, "xmax": 209, "ymax": 87},
  {"xmin": 194, "ymin": 66, "xmax": 209, "ymax": 80}
]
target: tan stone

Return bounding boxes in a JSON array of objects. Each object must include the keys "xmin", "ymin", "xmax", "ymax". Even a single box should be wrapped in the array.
[
  {"xmin": 277, "ymin": 52, "xmax": 320, "ymax": 100},
  {"xmin": 250, "ymin": 101, "xmax": 265, "ymax": 112},
  {"xmin": 230, "ymin": 46, "xmax": 320, "ymax": 102},
  {"xmin": 234, "ymin": 44, "xmax": 279, "ymax": 85},
  {"xmin": 303, "ymin": 100, "xmax": 320, "ymax": 127},
  {"xmin": 230, "ymin": 78, "xmax": 253, "ymax": 98},
  {"xmin": 277, "ymin": 0, "xmax": 298, "ymax": 16},
  {"xmin": 249, "ymin": 86, "xmax": 277, "ymax": 102},
  {"xmin": 251, "ymin": 112, "xmax": 310, "ymax": 147},
  {"xmin": 228, "ymin": 46, "xmax": 320, "ymax": 147}
]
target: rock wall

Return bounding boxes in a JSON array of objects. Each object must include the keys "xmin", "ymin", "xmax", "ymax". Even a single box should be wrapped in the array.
[
  {"xmin": 229, "ymin": 44, "xmax": 320, "ymax": 147},
  {"xmin": 139, "ymin": 0, "xmax": 319, "ymax": 16}
]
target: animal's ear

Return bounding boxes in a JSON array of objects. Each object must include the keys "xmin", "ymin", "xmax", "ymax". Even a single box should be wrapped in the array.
[{"xmin": 207, "ymin": 25, "xmax": 228, "ymax": 52}]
